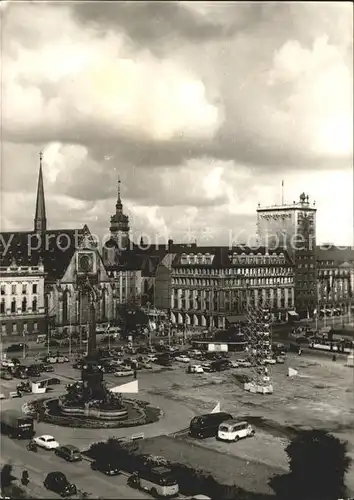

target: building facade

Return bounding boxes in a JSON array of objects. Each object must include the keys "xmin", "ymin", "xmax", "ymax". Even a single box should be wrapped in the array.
[
  {"xmin": 257, "ymin": 193, "xmax": 317, "ymax": 318},
  {"xmin": 0, "ymin": 155, "xmax": 114, "ymax": 338},
  {"xmin": 0, "ymin": 259, "xmax": 46, "ymax": 337},
  {"xmin": 170, "ymin": 246, "xmax": 295, "ymax": 329},
  {"xmin": 316, "ymin": 245, "xmax": 354, "ymax": 316}
]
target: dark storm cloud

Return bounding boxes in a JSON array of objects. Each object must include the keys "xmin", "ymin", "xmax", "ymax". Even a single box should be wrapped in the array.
[{"xmin": 71, "ymin": 1, "xmax": 262, "ymax": 47}]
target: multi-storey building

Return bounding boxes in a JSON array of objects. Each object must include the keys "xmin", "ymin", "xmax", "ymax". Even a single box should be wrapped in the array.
[
  {"xmin": 257, "ymin": 193, "xmax": 317, "ymax": 318},
  {"xmin": 0, "ymin": 259, "xmax": 46, "ymax": 337},
  {"xmin": 316, "ymin": 245, "xmax": 354, "ymax": 315},
  {"xmin": 170, "ymin": 246, "xmax": 295, "ymax": 329},
  {"xmin": 0, "ymin": 154, "xmax": 114, "ymax": 338}
]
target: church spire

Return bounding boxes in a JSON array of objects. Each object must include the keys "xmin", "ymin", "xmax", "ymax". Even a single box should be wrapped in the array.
[
  {"xmin": 34, "ymin": 151, "xmax": 47, "ymax": 232},
  {"xmin": 116, "ymin": 175, "xmax": 122, "ymax": 211}
]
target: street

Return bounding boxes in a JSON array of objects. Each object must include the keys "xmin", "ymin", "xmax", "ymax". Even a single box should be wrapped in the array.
[{"xmin": 1, "ymin": 434, "xmax": 151, "ymax": 499}]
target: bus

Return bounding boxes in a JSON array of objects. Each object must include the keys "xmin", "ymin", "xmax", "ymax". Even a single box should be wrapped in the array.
[{"xmin": 1, "ymin": 409, "xmax": 35, "ymax": 439}]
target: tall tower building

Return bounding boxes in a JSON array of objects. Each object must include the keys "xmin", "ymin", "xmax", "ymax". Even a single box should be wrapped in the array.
[
  {"xmin": 34, "ymin": 151, "xmax": 47, "ymax": 233},
  {"xmin": 257, "ymin": 193, "xmax": 317, "ymax": 319},
  {"xmin": 109, "ymin": 177, "xmax": 130, "ymax": 250}
]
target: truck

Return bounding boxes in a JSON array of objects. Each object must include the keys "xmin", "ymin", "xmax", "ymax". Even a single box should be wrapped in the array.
[{"xmin": 0, "ymin": 409, "xmax": 35, "ymax": 439}]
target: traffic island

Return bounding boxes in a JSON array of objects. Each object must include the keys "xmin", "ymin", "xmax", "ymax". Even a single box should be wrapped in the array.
[{"xmin": 25, "ymin": 397, "xmax": 161, "ymax": 429}]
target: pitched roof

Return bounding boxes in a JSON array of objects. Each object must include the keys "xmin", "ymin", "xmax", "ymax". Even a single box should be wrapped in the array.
[
  {"xmin": 172, "ymin": 246, "xmax": 293, "ymax": 268},
  {"xmin": 0, "ymin": 228, "xmax": 87, "ymax": 280},
  {"xmin": 316, "ymin": 245, "xmax": 354, "ymax": 264}
]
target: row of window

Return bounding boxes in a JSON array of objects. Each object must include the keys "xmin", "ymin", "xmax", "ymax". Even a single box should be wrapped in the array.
[
  {"xmin": 1, "ymin": 322, "xmax": 38, "ymax": 335},
  {"xmin": 172, "ymin": 276, "xmax": 293, "ymax": 287},
  {"xmin": 1, "ymin": 283, "xmax": 38, "ymax": 295},
  {"xmin": 173, "ymin": 267, "xmax": 293, "ymax": 277},
  {"xmin": 317, "ymin": 270, "xmax": 352, "ymax": 277},
  {"xmin": 172, "ymin": 297, "xmax": 291, "ymax": 311},
  {"xmin": 0, "ymin": 297, "xmax": 37, "ymax": 314},
  {"xmin": 172, "ymin": 288, "xmax": 293, "ymax": 298}
]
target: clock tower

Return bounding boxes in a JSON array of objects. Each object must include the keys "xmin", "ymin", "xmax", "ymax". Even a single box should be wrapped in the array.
[{"xmin": 109, "ymin": 177, "xmax": 130, "ymax": 250}]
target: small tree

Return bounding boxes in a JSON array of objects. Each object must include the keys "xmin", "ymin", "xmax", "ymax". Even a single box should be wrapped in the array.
[{"xmin": 285, "ymin": 429, "xmax": 351, "ymax": 500}]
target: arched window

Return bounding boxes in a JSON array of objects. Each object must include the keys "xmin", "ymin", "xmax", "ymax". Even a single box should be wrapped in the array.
[
  {"xmin": 0, "ymin": 299, "xmax": 5, "ymax": 314},
  {"xmin": 32, "ymin": 297, "xmax": 37, "ymax": 312},
  {"xmin": 22, "ymin": 297, "xmax": 27, "ymax": 313},
  {"xmin": 62, "ymin": 292, "xmax": 68, "ymax": 323},
  {"xmin": 11, "ymin": 298, "xmax": 16, "ymax": 313}
]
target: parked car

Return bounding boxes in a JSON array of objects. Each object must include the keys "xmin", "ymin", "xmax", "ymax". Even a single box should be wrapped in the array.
[
  {"xmin": 0, "ymin": 369, "xmax": 13, "ymax": 380},
  {"xmin": 237, "ymin": 360, "xmax": 252, "ymax": 368},
  {"xmin": 34, "ymin": 434, "xmax": 60, "ymax": 449},
  {"xmin": 1, "ymin": 359, "xmax": 15, "ymax": 368},
  {"xmin": 217, "ymin": 419, "xmax": 255, "ymax": 442},
  {"xmin": 56, "ymin": 356, "xmax": 69, "ymax": 363},
  {"xmin": 13, "ymin": 367, "xmax": 28, "ymax": 379},
  {"xmin": 189, "ymin": 412, "xmax": 233, "ymax": 439},
  {"xmin": 42, "ymin": 364, "xmax": 55, "ymax": 372},
  {"xmin": 6, "ymin": 344, "xmax": 28, "ymax": 353},
  {"xmin": 46, "ymin": 377, "xmax": 61, "ymax": 386},
  {"xmin": 91, "ymin": 460, "xmax": 120, "ymax": 475},
  {"xmin": 114, "ymin": 369, "xmax": 134, "ymax": 377},
  {"xmin": 186, "ymin": 364, "xmax": 204, "ymax": 374},
  {"xmin": 146, "ymin": 354, "xmax": 158, "ymax": 362},
  {"xmin": 175, "ymin": 355, "xmax": 190, "ymax": 363},
  {"xmin": 276, "ymin": 355, "xmax": 285, "ymax": 364},
  {"xmin": 26, "ymin": 365, "xmax": 42, "ymax": 377},
  {"xmin": 188, "ymin": 349, "xmax": 202, "ymax": 357},
  {"xmin": 55, "ymin": 445, "xmax": 82, "ymax": 462},
  {"xmin": 44, "ymin": 472, "xmax": 77, "ymax": 497},
  {"xmin": 201, "ymin": 362, "xmax": 212, "ymax": 372},
  {"xmin": 264, "ymin": 357, "xmax": 276, "ymax": 365},
  {"xmin": 227, "ymin": 360, "xmax": 239, "ymax": 368}
]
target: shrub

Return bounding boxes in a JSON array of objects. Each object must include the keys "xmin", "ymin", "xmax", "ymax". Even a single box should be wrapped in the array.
[
  {"xmin": 87, "ymin": 439, "xmax": 269, "ymax": 499},
  {"xmin": 284, "ymin": 429, "xmax": 351, "ymax": 500}
]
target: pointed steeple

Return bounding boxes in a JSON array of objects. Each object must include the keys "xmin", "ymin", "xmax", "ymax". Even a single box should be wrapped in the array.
[
  {"xmin": 34, "ymin": 151, "xmax": 47, "ymax": 232},
  {"xmin": 109, "ymin": 173, "xmax": 130, "ymax": 248},
  {"xmin": 116, "ymin": 176, "xmax": 122, "ymax": 211}
]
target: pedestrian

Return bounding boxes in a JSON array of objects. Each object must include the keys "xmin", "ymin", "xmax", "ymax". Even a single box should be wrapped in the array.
[
  {"xmin": 332, "ymin": 354, "xmax": 337, "ymax": 362},
  {"xmin": 21, "ymin": 470, "xmax": 29, "ymax": 486},
  {"xmin": 298, "ymin": 347, "xmax": 302, "ymax": 356},
  {"xmin": 133, "ymin": 369, "xmax": 137, "ymax": 379}
]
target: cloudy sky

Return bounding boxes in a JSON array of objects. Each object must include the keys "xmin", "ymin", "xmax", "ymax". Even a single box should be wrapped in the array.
[{"xmin": 2, "ymin": 1, "xmax": 353, "ymax": 246}]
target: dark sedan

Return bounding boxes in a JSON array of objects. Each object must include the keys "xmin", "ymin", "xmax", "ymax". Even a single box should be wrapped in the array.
[
  {"xmin": 91, "ymin": 460, "xmax": 120, "ymax": 475},
  {"xmin": 55, "ymin": 445, "xmax": 82, "ymax": 462}
]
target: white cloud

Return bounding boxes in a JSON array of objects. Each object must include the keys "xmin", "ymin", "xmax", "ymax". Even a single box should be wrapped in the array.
[
  {"xmin": 3, "ymin": 4, "xmax": 221, "ymax": 142},
  {"xmin": 1, "ymin": 2, "xmax": 352, "ymax": 247}
]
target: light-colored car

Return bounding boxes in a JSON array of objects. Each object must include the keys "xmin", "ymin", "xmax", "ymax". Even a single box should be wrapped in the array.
[
  {"xmin": 146, "ymin": 354, "xmax": 158, "ymax": 362},
  {"xmin": 114, "ymin": 369, "xmax": 134, "ymax": 377},
  {"xmin": 141, "ymin": 361, "xmax": 152, "ymax": 369},
  {"xmin": 237, "ymin": 360, "xmax": 252, "ymax": 368},
  {"xmin": 228, "ymin": 360, "xmax": 239, "ymax": 368},
  {"xmin": 187, "ymin": 364, "xmax": 204, "ymax": 373},
  {"xmin": 46, "ymin": 357, "xmax": 57, "ymax": 364},
  {"xmin": 189, "ymin": 349, "xmax": 202, "ymax": 357},
  {"xmin": 276, "ymin": 355, "xmax": 285, "ymax": 364},
  {"xmin": 175, "ymin": 355, "xmax": 190, "ymax": 363},
  {"xmin": 201, "ymin": 362, "xmax": 212, "ymax": 372},
  {"xmin": 1, "ymin": 359, "xmax": 15, "ymax": 368},
  {"xmin": 56, "ymin": 356, "xmax": 69, "ymax": 363},
  {"xmin": 264, "ymin": 358, "xmax": 276, "ymax": 365},
  {"xmin": 34, "ymin": 435, "xmax": 60, "ymax": 450}
]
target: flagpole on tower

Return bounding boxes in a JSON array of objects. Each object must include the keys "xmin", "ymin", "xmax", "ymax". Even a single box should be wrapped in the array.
[{"xmin": 281, "ymin": 180, "xmax": 284, "ymax": 205}]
